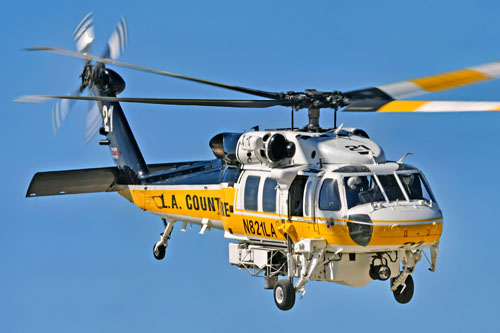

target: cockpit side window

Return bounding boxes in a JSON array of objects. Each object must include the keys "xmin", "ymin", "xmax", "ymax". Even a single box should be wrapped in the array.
[
  {"xmin": 399, "ymin": 173, "xmax": 436, "ymax": 202},
  {"xmin": 244, "ymin": 176, "xmax": 260, "ymax": 211},
  {"xmin": 344, "ymin": 175, "xmax": 384, "ymax": 208},
  {"xmin": 319, "ymin": 178, "xmax": 341, "ymax": 211},
  {"xmin": 262, "ymin": 178, "xmax": 277, "ymax": 213}
]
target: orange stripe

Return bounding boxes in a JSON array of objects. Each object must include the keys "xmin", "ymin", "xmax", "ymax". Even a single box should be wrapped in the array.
[{"xmin": 410, "ymin": 69, "xmax": 491, "ymax": 92}]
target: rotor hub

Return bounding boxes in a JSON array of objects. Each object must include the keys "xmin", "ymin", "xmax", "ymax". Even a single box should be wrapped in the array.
[
  {"xmin": 286, "ymin": 90, "xmax": 345, "ymax": 110},
  {"xmin": 79, "ymin": 64, "xmax": 125, "ymax": 96},
  {"xmin": 79, "ymin": 63, "xmax": 95, "ymax": 92}
]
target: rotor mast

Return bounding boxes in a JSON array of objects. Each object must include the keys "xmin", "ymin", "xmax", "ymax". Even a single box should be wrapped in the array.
[{"xmin": 307, "ymin": 108, "xmax": 320, "ymax": 131}]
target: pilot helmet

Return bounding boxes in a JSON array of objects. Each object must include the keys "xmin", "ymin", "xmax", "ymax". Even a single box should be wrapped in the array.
[{"xmin": 347, "ymin": 176, "xmax": 362, "ymax": 190}]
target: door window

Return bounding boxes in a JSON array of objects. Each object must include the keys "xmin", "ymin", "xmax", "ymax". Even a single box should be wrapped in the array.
[
  {"xmin": 262, "ymin": 178, "xmax": 277, "ymax": 213},
  {"xmin": 244, "ymin": 176, "xmax": 260, "ymax": 211},
  {"xmin": 288, "ymin": 176, "xmax": 308, "ymax": 217},
  {"xmin": 319, "ymin": 178, "xmax": 341, "ymax": 211}
]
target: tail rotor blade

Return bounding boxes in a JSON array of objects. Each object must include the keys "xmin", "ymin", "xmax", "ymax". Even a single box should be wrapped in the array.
[
  {"xmin": 85, "ymin": 101, "xmax": 101, "ymax": 144},
  {"xmin": 52, "ymin": 13, "xmax": 96, "ymax": 135},
  {"xmin": 51, "ymin": 89, "xmax": 80, "ymax": 134},
  {"xmin": 102, "ymin": 16, "xmax": 128, "ymax": 59},
  {"xmin": 73, "ymin": 12, "xmax": 95, "ymax": 53}
]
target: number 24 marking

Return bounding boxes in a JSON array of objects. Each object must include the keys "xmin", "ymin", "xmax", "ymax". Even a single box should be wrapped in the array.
[{"xmin": 345, "ymin": 144, "xmax": 371, "ymax": 152}]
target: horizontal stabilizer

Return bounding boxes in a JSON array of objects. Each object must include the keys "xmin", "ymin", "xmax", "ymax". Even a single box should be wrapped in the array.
[
  {"xmin": 26, "ymin": 162, "xmax": 204, "ymax": 197},
  {"xmin": 26, "ymin": 167, "xmax": 124, "ymax": 197}
]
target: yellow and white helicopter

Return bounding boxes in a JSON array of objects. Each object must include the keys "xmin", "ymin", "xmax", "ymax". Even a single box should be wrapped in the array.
[{"xmin": 17, "ymin": 14, "xmax": 500, "ymax": 310}]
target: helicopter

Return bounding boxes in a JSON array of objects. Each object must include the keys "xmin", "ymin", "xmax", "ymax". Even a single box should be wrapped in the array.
[{"xmin": 16, "ymin": 13, "xmax": 500, "ymax": 311}]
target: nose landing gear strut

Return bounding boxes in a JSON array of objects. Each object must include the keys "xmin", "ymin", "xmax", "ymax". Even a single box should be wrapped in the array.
[{"xmin": 391, "ymin": 249, "xmax": 421, "ymax": 304}]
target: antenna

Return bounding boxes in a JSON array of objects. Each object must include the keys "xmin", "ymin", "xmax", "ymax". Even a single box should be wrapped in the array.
[
  {"xmin": 397, "ymin": 152, "xmax": 413, "ymax": 163},
  {"xmin": 334, "ymin": 107, "xmax": 338, "ymax": 129}
]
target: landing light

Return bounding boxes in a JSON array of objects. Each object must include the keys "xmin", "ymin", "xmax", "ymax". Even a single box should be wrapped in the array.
[{"xmin": 370, "ymin": 264, "xmax": 391, "ymax": 281}]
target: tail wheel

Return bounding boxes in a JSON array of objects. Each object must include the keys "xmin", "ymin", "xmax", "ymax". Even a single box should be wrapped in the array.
[
  {"xmin": 393, "ymin": 275, "xmax": 414, "ymax": 304},
  {"xmin": 273, "ymin": 279, "xmax": 295, "ymax": 311},
  {"xmin": 153, "ymin": 243, "xmax": 166, "ymax": 260}
]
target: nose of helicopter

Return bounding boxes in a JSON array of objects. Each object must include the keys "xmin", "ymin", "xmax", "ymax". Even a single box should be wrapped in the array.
[{"xmin": 346, "ymin": 202, "xmax": 443, "ymax": 247}]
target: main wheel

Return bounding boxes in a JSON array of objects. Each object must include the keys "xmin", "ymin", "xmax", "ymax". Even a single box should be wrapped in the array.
[
  {"xmin": 273, "ymin": 279, "xmax": 295, "ymax": 311},
  {"xmin": 153, "ymin": 243, "xmax": 166, "ymax": 260},
  {"xmin": 392, "ymin": 275, "xmax": 414, "ymax": 304}
]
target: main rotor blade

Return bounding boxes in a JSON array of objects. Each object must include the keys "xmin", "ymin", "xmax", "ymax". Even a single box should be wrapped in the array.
[
  {"xmin": 344, "ymin": 100, "xmax": 500, "ymax": 112},
  {"xmin": 344, "ymin": 59, "xmax": 500, "ymax": 102},
  {"xmin": 15, "ymin": 95, "xmax": 293, "ymax": 108},
  {"xmin": 26, "ymin": 46, "xmax": 283, "ymax": 100}
]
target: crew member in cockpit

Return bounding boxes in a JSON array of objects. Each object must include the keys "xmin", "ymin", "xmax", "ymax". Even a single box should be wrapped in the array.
[{"xmin": 346, "ymin": 176, "xmax": 362, "ymax": 208}]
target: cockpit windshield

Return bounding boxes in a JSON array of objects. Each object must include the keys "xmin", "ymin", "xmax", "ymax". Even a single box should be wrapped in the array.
[
  {"xmin": 399, "ymin": 172, "xmax": 435, "ymax": 202},
  {"xmin": 341, "ymin": 170, "xmax": 435, "ymax": 209},
  {"xmin": 344, "ymin": 175, "xmax": 384, "ymax": 209},
  {"xmin": 377, "ymin": 175, "xmax": 406, "ymax": 201}
]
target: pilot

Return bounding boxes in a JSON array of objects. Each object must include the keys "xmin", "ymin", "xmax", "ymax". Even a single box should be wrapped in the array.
[
  {"xmin": 346, "ymin": 176, "xmax": 362, "ymax": 208},
  {"xmin": 347, "ymin": 176, "xmax": 362, "ymax": 191}
]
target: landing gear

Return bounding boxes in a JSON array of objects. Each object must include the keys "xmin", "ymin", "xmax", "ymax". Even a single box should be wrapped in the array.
[
  {"xmin": 153, "ymin": 243, "xmax": 166, "ymax": 260},
  {"xmin": 392, "ymin": 275, "xmax": 414, "ymax": 304},
  {"xmin": 274, "ymin": 279, "xmax": 295, "ymax": 311},
  {"xmin": 153, "ymin": 218, "xmax": 174, "ymax": 261},
  {"xmin": 273, "ymin": 234, "xmax": 297, "ymax": 311},
  {"xmin": 390, "ymin": 249, "xmax": 421, "ymax": 304}
]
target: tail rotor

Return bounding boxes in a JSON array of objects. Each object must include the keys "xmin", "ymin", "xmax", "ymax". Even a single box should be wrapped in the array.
[
  {"xmin": 102, "ymin": 16, "xmax": 128, "ymax": 60},
  {"xmin": 51, "ymin": 12, "xmax": 128, "ymax": 141}
]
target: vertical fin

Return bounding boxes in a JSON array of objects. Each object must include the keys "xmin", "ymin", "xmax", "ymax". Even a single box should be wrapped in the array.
[{"xmin": 96, "ymin": 98, "xmax": 149, "ymax": 184}]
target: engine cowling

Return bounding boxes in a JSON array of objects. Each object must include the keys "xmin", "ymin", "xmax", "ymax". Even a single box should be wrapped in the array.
[
  {"xmin": 209, "ymin": 132, "xmax": 242, "ymax": 165},
  {"xmin": 235, "ymin": 132, "xmax": 296, "ymax": 165}
]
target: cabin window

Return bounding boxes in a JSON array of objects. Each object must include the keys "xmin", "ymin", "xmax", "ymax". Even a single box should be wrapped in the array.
[
  {"xmin": 262, "ymin": 178, "xmax": 277, "ymax": 213},
  {"xmin": 319, "ymin": 178, "xmax": 341, "ymax": 211},
  {"xmin": 244, "ymin": 176, "xmax": 260, "ymax": 211}
]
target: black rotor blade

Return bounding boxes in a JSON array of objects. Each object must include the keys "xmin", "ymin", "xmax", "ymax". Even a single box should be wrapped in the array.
[
  {"xmin": 26, "ymin": 46, "xmax": 284, "ymax": 100},
  {"xmin": 342, "ymin": 87, "xmax": 394, "ymax": 104},
  {"xmin": 15, "ymin": 95, "xmax": 293, "ymax": 108}
]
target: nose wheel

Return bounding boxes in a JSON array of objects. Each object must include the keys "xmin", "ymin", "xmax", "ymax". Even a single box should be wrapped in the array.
[{"xmin": 392, "ymin": 274, "xmax": 414, "ymax": 304}]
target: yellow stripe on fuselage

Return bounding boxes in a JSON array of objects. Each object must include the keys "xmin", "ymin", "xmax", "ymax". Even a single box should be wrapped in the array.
[{"xmin": 126, "ymin": 186, "xmax": 442, "ymax": 247}]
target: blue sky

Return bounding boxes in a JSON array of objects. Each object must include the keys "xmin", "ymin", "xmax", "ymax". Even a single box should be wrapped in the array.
[{"xmin": 2, "ymin": 0, "xmax": 500, "ymax": 332}]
